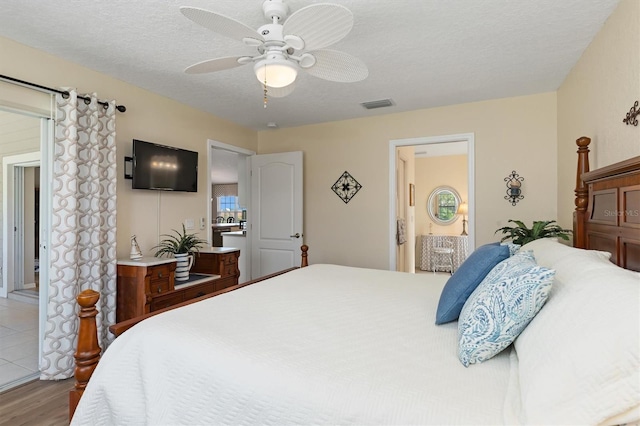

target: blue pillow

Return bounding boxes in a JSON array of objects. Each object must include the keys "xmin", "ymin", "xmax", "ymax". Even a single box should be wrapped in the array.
[
  {"xmin": 435, "ymin": 242, "xmax": 509, "ymax": 324},
  {"xmin": 457, "ymin": 251, "xmax": 554, "ymax": 367}
]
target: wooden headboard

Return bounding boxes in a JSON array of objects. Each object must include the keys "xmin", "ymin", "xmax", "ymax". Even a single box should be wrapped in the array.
[{"xmin": 573, "ymin": 137, "xmax": 640, "ymax": 271}]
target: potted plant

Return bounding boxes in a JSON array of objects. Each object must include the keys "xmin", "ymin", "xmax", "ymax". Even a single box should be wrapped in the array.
[
  {"xmin": 495, "ymin": 220, "xmax": 572, "ymax": 246},
  {"xmin": 153, "ymin": 224, "xmax": 207, "ymax": 281}
]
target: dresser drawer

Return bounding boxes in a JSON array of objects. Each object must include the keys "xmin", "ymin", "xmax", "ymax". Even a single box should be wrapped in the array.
[
  {"xmin": 214, "ymin": 277, "xmax": 236, "ymax": 292},
  {"xmin": 222, "ymin": 264, "xmax": 237, "ymax": 277},
  {"xmin": 150, "ymin": 292, "xmax": 183, "ymax": 311},
  {"xmin": 148, "ymin": 264, "xmax": 172, "ymax": 294},
  {"xmin": 149, "ymin": 263, "xmax": 172, "ymax": 281},
  {"xmin": 183, "ymin": 282, "xmax": 215, "ymax": 300},
  {"xmin": 219, "ymin": 254, "xmax": 237, "ymax": 277},
  {"xmin": 221, "ymin": 254, "xmax": 236, "ymax": 266},
  {"xmin": 191, "ymin": 250, "xmax": 239, "ymax": 277}
]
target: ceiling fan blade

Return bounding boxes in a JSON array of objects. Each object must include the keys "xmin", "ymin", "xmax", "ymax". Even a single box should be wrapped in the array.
[
  {"xmin": 180, "ymin": 7, "xmax": 264, "ymax": 44},
  {"xmin": 303, "ymin": 50, "xmax": 368, "ymax": 83},
  {"xmin": 283, "ymin": 4, "xmax": 353, "ymax": 51},
  {"xmin": 265, "ymin": 83, "xmax": 296, "ymax": 98},
  {"xmin": 184, "ymin": 57, "xmax": 247, "ymax": 74}
]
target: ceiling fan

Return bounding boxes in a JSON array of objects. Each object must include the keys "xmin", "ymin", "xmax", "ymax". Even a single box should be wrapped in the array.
[{"xmin": 180, "ymin": 0, "xmax": 368, "ymax": 98}]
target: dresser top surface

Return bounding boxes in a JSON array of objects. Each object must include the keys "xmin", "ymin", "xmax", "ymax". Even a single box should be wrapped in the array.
[
  {"xmin": 420, "ymin": 234, "xmax": 468, "ymax": 238},
  {"xmin": 117, "ymin": 257, "xmax": 177, "ymax": 267},
  {"xmin": 198, "ymin": 247, "xmax": 240, "ymax": 254}
]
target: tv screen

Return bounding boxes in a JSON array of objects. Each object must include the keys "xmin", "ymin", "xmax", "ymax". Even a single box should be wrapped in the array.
[{"xmin": 132, "ymin": 139, "xmax": 198, "ymax": 192}]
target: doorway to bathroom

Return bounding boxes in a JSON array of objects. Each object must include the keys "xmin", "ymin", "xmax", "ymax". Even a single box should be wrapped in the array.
[
  {"xmin": 389, "ymin": 133, "xmax": 475, "ymax": 272},
  {"xmin": 0, "ymin": 108, "xmax": 52, "ymax": 392}
]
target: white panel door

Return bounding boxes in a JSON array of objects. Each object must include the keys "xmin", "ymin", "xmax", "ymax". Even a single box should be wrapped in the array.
[{"xmin": 250, "ymin": 151, "xmax": 303, "ymax": 278}]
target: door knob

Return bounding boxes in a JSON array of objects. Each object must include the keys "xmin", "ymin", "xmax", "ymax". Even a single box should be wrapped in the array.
[{"xmin": 290, "ymin": 233, "xmax": 300, "ymax": 238}]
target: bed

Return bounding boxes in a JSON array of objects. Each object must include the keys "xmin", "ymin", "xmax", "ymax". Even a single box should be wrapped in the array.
[{"xmin": 69, "ymin": 136, "xmax": 640, "ymax": 425}]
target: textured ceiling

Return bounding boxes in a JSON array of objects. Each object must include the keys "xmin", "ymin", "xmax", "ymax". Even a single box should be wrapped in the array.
[{"xmin": 0, "ymin": 0, "xmax": 620, "ymax": 130}]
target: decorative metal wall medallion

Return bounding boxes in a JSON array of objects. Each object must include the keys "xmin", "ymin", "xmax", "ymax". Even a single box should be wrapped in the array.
[
  {"xmin": 623, "ymin": 100, "xmax": 639, "ymax": 126},
  {"xmin": 332, "ymin": 171, "xmax": 362, "ymax": 204},
  {"xmin": 504, "ymin": 170, "xmax": 524, "ymax": 206}
]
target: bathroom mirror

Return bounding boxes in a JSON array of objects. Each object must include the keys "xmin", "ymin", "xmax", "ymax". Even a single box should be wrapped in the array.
[{"xmin": 427, "ymin": 186, "xmax": 461, "ymax": 225}]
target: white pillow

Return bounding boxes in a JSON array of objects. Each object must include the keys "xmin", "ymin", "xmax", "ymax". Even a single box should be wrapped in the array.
[
  {"xmin": 519, "ymin": 237, "xmax": 611, "ymax": 269},
  {"xmin": 514, "ymin": 247, "xmax": 640, "ymax": 424}
]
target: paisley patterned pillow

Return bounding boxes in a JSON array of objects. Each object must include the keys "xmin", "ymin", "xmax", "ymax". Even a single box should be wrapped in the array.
[
  {"xmin": 457, "ymin": 251, "xmax": 555, "ymax": 367},
  {"xmin": 501, "ymin": 242, "xmax": 521, "ymax": 256}
]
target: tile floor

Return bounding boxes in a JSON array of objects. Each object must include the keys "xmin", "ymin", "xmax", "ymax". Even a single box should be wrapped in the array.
[{"xmin": 0, "ymin": 297, "xmax": 39, "ymax": 391}]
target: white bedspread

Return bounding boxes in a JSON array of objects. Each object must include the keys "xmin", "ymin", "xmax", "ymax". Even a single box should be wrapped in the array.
[{"xmin": 72, "ymin": 264, "xmax": 514, "ymax": 425}]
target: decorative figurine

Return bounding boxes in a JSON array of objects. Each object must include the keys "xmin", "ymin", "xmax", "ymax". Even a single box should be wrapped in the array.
[{"xmin": 130, "ymin": 235, "xmax": 143, "ymax": 260}]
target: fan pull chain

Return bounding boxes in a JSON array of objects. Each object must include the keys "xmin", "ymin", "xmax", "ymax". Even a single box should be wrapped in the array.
[
  {"xmin": 263, "ymin": 83, "xmax": 268, "ymax": 108},
  {"xmin": 263, "ymin": 67, "xmax": 268, "ymax": 108}
]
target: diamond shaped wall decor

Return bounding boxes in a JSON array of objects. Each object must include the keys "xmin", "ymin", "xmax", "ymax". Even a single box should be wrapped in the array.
[{"xmin": 331, "ymin": 171, "xmax": 362, "ymax": 204}]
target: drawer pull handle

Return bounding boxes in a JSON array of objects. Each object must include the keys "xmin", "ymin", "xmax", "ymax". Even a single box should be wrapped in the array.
[
  {"xmin": 157, "ymin": 286, "xmax": 162, "ymax": 293},
  {"xmin": 194, "ymin": 292, "xmax": 205, "ymax": 298},
  {"xmin": 158, "ymin": 272, "xmax": 163, "ymax": 278}
]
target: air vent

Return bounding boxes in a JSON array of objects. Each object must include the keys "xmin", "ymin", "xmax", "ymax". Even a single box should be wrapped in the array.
[{"xmin": 360, "ymin": 99, "xmax": 395, "ymax": 110}]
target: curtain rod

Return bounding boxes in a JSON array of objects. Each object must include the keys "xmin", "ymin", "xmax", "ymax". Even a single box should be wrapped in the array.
[{"xmin": 0, "ymin": 74, "xmax": 126, "ymax": 113}]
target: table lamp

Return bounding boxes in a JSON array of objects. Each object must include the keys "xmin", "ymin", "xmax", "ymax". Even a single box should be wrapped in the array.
[{"xmin": 457, "ymin": 202, "xmax": 468, "ymax": 236}]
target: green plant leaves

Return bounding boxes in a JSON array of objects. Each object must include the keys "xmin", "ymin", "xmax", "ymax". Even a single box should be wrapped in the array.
[
  {"xmin": 152, "ymin": 224, "xmax": 208, "ymax": 257},
  {"xmin": 495, "ymin": 220, "xmax": 572, "ymax": 246}
]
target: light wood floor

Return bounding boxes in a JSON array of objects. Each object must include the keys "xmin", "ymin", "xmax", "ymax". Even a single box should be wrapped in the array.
[{"xmin": 0, "ymin": 378, "xmax": 73, "ymax": 426}]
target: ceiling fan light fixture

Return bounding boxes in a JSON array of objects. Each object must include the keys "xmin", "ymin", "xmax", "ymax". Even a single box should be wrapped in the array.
[
  {"xmin": 254, "ymin": 57, "xmax": 298, "ymax": 88},
  {"xmin": 182, "ymin": 2, "xmax": 368, "ymax": 92}
]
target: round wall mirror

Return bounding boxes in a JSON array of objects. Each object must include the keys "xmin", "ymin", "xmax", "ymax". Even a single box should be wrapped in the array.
[{"xmin": 427, "ymin": 186, "xmax": 461, "ymax": 225}]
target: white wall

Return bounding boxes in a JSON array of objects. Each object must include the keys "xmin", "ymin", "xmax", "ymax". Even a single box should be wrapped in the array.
[
  {"xmin": 258, "ymin": 92, "xmax": 558, "ymax": 270},
  {"xmin": 557, "ymin": 0, "xmax": 640, "ymax": 229}
]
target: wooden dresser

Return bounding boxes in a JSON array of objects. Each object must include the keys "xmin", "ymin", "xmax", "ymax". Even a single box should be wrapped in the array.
[
  {"xmin": 116, "ymin": 248, "xmax": 240, "ymax": 322},
  {"xmin": 190, "ymin": 247, "xmax": 240, "ymax": 289}
]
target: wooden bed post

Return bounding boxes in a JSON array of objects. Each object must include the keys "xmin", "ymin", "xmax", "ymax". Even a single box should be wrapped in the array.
[
  {"xmin": 574, "ymin": 136, "xmax": 591, "ymax": 248},
  {"xmin": 301, "ymin": 245, "xmax": 309, "ymax": 267},
  {"xmin": 69, "ymin": 289, "xmax": 101, "ymax": 422}
]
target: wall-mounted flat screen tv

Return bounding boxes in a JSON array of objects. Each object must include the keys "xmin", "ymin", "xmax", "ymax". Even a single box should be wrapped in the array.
[{"xmin": 132, "ymin": 139, "xmax": 198, "ymax": 192}]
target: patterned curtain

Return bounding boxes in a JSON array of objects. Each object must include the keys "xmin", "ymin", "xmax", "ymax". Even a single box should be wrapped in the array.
[{"xmin": 40, "ymin": 90, "xmax": 117, "ymax": 380}]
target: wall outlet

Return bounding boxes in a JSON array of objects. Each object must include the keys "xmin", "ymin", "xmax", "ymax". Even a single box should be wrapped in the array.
[
  {"xmin": 184, "ymin": 218, "xmax": 195, "ymax": 230},
  {"xmin": 200, "ymin": 217, "xmax": 206, "ymax": 230}
]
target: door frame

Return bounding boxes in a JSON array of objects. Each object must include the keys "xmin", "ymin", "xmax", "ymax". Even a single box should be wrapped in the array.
[
  {"xmin": 388, "ymin": 133, "xmax": 475, "ymax": 270},
  {"xmin": 0, "ymin": 107, "xmax": 53, "ymax": 388},
  {"xmin": 206, "ymin": 139, "xmax": 255, "ymax": 245},
  {"xmin": 207, "ymin": 140, "xmax": 255, "ymax": 281},
  {"xmin": 396, "ymin": 151, "xmax": 408, "ymax": 272}
]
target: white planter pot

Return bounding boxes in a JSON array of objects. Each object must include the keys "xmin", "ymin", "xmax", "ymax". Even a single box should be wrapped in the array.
[{"xmin": 174, "ymin": 253, "xmax": 194, "ymax": 281}]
